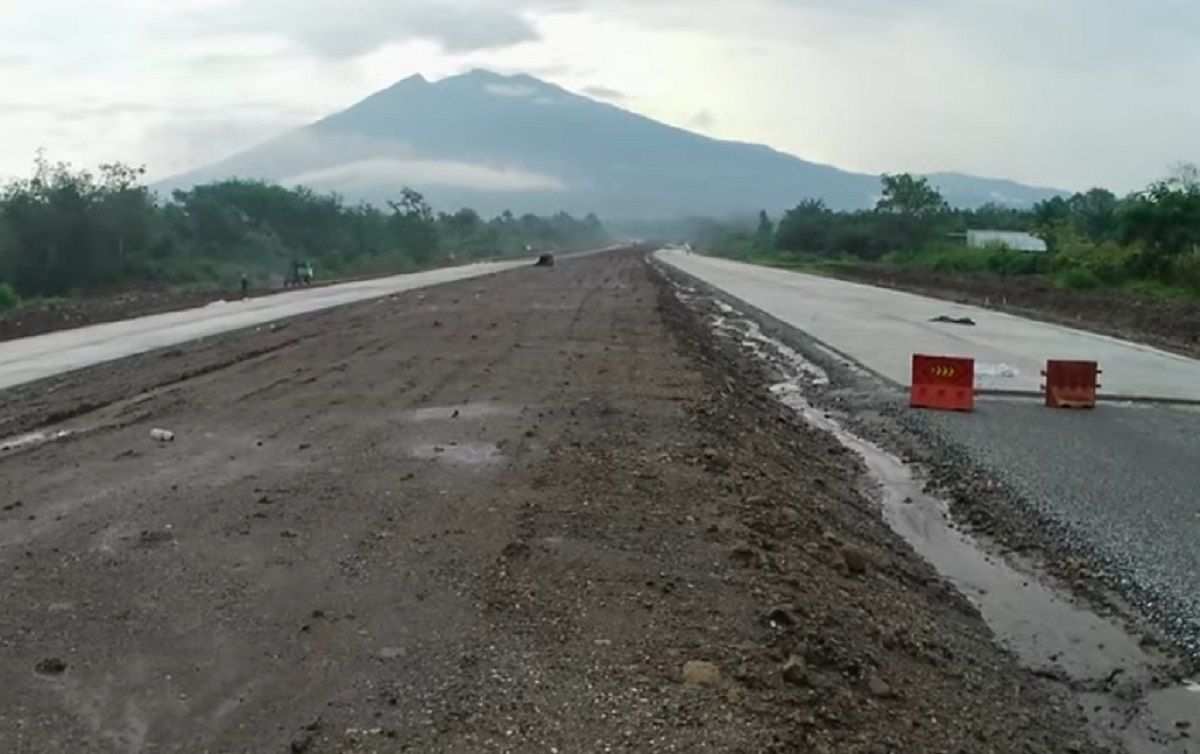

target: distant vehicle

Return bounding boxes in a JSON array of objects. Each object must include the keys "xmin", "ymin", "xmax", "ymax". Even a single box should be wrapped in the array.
[{"xmin": 285, "ymin": 261, "xmax": 314, "ymax": 287}]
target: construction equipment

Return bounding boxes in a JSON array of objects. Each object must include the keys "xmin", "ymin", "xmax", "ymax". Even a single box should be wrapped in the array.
[{"xmin": 285, "ymin": 261, "xmax": 314, "ymax": 287}]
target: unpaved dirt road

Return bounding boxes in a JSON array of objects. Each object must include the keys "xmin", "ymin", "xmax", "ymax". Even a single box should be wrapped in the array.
[{"xmin": 2, "ymin": 250, "xmax": 1101, "ymax": 753}]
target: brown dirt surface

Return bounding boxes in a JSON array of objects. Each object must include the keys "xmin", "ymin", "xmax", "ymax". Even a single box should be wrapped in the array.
[
  {"xmin": 832, "ymin": 263, "xmax": 1200, "ymax": 359},
  {"xmin": 0, "ymin": 251, "xmax": 1101, "ymax": 753}
]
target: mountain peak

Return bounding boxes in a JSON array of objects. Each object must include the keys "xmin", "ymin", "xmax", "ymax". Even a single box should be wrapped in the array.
[
  {"xmin": 457, "ymin": 68, "xmax": 510, "ymax": 82},
  {"xmin": 157, "ymin": 69, "xmax": 1069, "ymax": 220},
  {"xmin": 381, "ymin": 72, "xmax": 429, "ymax": 93},
  {"xmin": 439, "ymin": 68, "xmax": 554, "ymax": 93}
]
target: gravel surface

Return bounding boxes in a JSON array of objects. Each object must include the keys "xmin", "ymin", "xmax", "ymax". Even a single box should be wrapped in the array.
[
  {"xmin": 655, "ymin": 257, "xmax": 1200, "ymax": 752},
  {"xmin": 0, "ymin": 250, "xmax": 1104, "ymax": 753},
  {"xmin": 922, "ymin": 403, "xmax": 1200, "ymax": 659}
]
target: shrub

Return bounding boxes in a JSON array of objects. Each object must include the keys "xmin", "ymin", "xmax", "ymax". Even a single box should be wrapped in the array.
[
  {"xmin": 1167, "ymin": 252, "xmax": 1200, "ymax": 294},
  {"xmin": 0, "ymin": 281, "xmax": 20, "ymax": 311},
  {"xmin": 1055, "ymin": 267, "xmax": 1102, "ymax": 290}
]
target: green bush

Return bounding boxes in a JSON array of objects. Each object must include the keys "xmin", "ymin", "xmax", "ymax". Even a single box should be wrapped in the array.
[
  {"xmin": 1167, "ymin": 252, "xmax": 1200, "ymax": 293},
  {"xmin": 881, "ymin": 244, "xmax": 1045, "ymax": 276},
  {"xmin": 0, "ymin": 281, "xmax": 20, "ymax": 311},
  {"xmin": 1049, "ymin": 237, "xmax": 1140, "ymax": 287},
  {"xmin": 1055, "ymin": 267, "xmax": 1102, "ymax": 290}
]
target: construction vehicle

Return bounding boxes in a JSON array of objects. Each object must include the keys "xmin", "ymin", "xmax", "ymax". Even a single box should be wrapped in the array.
[{"xmin": 285, "ymin": 261, "xmax": 314, "ymax": 287}]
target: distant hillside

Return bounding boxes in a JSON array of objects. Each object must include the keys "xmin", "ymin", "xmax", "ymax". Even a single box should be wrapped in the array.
[{"xmin": 155, "ymin": 69, "xmax": 1068, "ymax": 220}]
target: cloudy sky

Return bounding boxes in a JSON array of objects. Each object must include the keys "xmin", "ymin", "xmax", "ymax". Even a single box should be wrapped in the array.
[{"xmin": 0, "ymin": 0, "xmax": 1196, "ymax": 192}]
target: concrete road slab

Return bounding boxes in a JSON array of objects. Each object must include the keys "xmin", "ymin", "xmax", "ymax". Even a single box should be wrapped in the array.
[
  {"xmin": 657, "ymin": 250, "xmax": 1200, "ymax": 402},
  {"xmin": 0, "ymin": 259, "xmax": 527, "ymax": 391}
]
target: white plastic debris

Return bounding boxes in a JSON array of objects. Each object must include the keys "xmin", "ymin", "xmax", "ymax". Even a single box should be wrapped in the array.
[
  {"xmin": 150, "ymin": 428, "xmax": 175, "ymax": 442},
  {"xmin": 975, "ymin": 363, "xmax": 1019, "ymax": 379}
]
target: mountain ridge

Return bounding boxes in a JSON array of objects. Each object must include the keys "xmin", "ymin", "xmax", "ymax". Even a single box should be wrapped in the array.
[{"xmin": 155, "ymin": 69, "xmax": 1069, "ymax": 220}]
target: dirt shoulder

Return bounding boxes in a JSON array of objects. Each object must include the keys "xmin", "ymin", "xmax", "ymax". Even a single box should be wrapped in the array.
[
  {"xmin": 829, "ymin": 263, "xmax": 1200, "ymax": 359},
  {"xmin": 0, "ymin": 251, "xmax": 1099, "ymax": 752}
]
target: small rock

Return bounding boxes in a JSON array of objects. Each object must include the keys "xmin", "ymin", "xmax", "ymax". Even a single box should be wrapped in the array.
[
  {"xmin": 867, "ymin": 673, "xmax": 892, "ymax": 698},
  {"xmin": 840, "ymin": 545, "xmax": 869, "ymax": 575},
  {"xmin": 682, "ymin": 660, "xmax": 721, "ymax": 687},
  {"xmin": 725, "ymin": 684, "xmax": 746, "ymax": 703},
  {"xmin": 730, "ymin": 543, "xmax": 765, "ymax": 568},
  {"xmin": 150, "ymin": 428, "xmax": 175, "ymax": 442},
  {"xmin": 781, "ymin": 655, "xmax": 808, "ymax": 686},
  {"xmin": 1177, "ymin": 720, "xmax": 1192, "ymax": 729},
  {"xmin": 35, "ymin": 657, "xmax": 67, "ymax": 675},
  {"xmin": 762, "ymin": 605, "xmax": 798, "ymax": 628}
]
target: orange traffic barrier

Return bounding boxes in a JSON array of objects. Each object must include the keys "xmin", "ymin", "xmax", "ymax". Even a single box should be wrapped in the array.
[
  {"xmin": 910, "ymin": 354, "xmax": 975, "ymax": 411},
  {"xmin": 1041, "ymin": 360, "xmax": 1100, "ymax": 408}
]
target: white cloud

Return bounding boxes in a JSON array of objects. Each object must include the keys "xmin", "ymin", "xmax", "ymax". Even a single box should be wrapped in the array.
[{"xmin": 282, "ymin": 159, "xmax": 566, "ymax": 191}]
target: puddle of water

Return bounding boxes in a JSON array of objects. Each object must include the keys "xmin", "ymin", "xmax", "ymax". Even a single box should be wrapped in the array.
[
  {"xmin": 409, "ymin": 442, "xmax": 503, "ymax": 467},
  {"xmin": 773, "ymin": 383, "xmax": 1147, "ymax": 675},
  {"xmin": 701, "ymin": 297, "xmax": 1200, "ymax": 753},
  {"xmin": 0, "ymin": 429, "xmax": 73, "ymax": 453},
  {"xmin": 403, "ymin": 402, "xmax": 514, "ymax": 423},
  {"xmin": 713, "ymin": 316, "xmax": 829, "ymax": 387}
]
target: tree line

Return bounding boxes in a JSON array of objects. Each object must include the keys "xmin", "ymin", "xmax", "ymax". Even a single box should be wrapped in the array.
[
  {"xmin": 702, "ymin": 165, "xmax": 1200, "ymax": 296},
  {"xmin": 0, "ymin": 152, "xmax": 610, "ymax": 308}
]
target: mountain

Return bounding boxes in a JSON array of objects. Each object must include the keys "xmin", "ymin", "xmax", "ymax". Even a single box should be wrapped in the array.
[{"xmin": 155, "ymin": 69, "xmax": 1068, "ymax": 220}]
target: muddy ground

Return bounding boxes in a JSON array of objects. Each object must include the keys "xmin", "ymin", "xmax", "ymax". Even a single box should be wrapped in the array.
[
  {"xmin": 0, "ymin": 250, "xmax": 1103, "ymax": 753},
  {"xmin": 832, "ymin": 264, "xmax": 1200, "ymax": 360}
]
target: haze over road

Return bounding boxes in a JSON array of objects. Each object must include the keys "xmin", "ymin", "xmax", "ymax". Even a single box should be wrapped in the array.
[
  {"xmin": 0, "ymin": 259, "xmax": 527, "ymax": 392},
  {"xmin": 657, "ymin": 250, "xmax": 1200, "ymax": 403}
]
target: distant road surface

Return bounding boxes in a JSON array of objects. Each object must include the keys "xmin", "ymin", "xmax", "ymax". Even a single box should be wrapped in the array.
[
  {"xmin": 656, "ymin": 250, "xmax": 1200, "ymax": 403},
  {"xmin": 0, "ymin": 259, "xmax": 528, "ymax": 392}
]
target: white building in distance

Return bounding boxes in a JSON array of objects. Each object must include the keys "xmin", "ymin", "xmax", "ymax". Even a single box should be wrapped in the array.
[{"xmin": 965, "ymin": 229, "xmax": 1048, "ymax": 253}]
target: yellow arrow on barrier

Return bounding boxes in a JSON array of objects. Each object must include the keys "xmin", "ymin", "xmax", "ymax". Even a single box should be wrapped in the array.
[{"xmin": 930, "ymin": 365, "xmax": 957, "ymax": 378}]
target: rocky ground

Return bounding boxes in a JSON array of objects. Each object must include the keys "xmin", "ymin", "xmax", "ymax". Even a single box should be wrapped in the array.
[
  {"xmin": 0, "ymin": 250, "xmax": 1107, "ymax": 752},
  {"xmin": 831, "ymin": 264, "xmax": 1200, "ymax": 360}
]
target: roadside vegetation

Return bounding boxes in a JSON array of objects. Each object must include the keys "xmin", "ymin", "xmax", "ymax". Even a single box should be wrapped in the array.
[
  {"xmin": 698, "ymin": 165, "xmax": 1200, "ymax": 298},
  {"xmin": 0, "ymin": 151, "xmax": 609, "ymax": 305}
]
